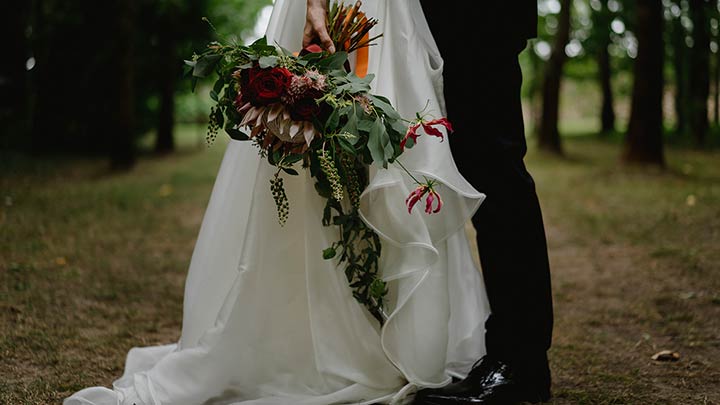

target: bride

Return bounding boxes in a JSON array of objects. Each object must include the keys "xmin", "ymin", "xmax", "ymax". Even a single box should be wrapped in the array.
[{"xmin": 65, "ymin": 1, "xmax": 489, "ymax": 404}]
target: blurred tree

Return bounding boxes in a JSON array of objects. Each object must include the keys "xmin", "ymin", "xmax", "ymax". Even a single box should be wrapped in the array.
[
  {"xmin": 31, "ymin": 0, "xmax": 111, "ymax": 155},
  {"xmin": 26, "ymin": 0, "xmax": 269, "ymax": 166},
  {"xmin": 0, "ymin": 1, "xmax": 31, "ymax": 148},
  {"xmin": 537, "ymin": 0, "xmax": 572, "ymax": 154},
  {"xmin": 688, "ymin": 0, "xmax": 711, "ymax": 146},
  {"xmin": 714, "ymin": 8, "xmax": 720, "ymax": 127},
  {"xmin": 624, "ymin": 0, "xmax": 665, "ymax": 165},
  {"xmin": 590, "ymin": 0, "xmax": 617, "ymax": 134},
  {"xmin": 206, "ymin": 0, "xmax": 272, "ymax": 40},
  {"xmin": 139, "ymin": 0, "xmax": 271, "ymax": 154},
  {"xmin": 669, "ymin": 0, "xmax": 690, "ymax": 136},
  {"xmin": 107, "ymin": 0, "xmax": 137, "ymax": 170},
  {"xmin": 136, "ymin": 0, "xmax": 209, "ymax": 155}
]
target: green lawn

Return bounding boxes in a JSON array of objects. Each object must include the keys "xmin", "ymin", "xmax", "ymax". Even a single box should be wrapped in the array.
[{"xmin": 1, "ymin": 130, "xmax": 718, "ymax": 404}]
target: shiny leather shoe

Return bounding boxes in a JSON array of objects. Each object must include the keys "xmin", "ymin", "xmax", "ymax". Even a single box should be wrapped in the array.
[{"xmin": 412, "ymin": 356, "xmax": 551, "ymax": 405}]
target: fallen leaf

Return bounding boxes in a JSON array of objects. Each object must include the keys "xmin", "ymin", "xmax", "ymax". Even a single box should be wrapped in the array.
[
  {"xmin": 158, "ymin": 184, "xmax": 173, "ymax": 198},
  {"xmin": 55, "ymin": 257, "xmax": 67, "ymax": 266},
  {"xmin": 651, "ymin": 350, "xmax": 680, "ymax": 362}
]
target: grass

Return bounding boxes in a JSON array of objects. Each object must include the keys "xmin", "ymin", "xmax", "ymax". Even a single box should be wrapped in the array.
[
  {"xmin": 1, "ymin": 129, "xmax": 719, "ymax": 404},
  {"xmin": 527, "ymin": 139, "xmax": 720, "ymax": 404}
]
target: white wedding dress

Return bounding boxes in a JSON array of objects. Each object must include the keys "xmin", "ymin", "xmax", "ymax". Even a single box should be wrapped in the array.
[{"xmin": 65, "ymin": 1, "xmax": 489, "ymax": 404}]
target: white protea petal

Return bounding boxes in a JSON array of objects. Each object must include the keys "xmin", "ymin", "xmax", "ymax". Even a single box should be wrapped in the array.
[
  {"xmin": 255, "ymin": 107, "xmax": 266, "ymax": 127},
  {"xmin": 251, "ymin": 124, "xmax": 265, "ymax": 138},
  {"xmin": 239, "ymin": 107, "xmax": 257, "ymax": 127},
  {"xmin": 289, "ymin": 122, "xmax": 301, "ymax": 139},
  {"xmin": 281, "ymin": 117, "xmax": 292, "ymax": 135},
  {"xmin": 244, "ymin": 106, "xmax": 266, "ymax": 127},
  {"xmin": 267, "ymin": 104, "xmax": 283, "ymax": 122},
  {"xmin": 304, "ymin": 121, "xmax": 316, "ymax": 146},
  {"xmin": 282, "ymin": 109, "xmax": 291, "ymax": 122},
  {"xmin": 238, "ymin": 102, "xmax": 252, "ymax": 114}
]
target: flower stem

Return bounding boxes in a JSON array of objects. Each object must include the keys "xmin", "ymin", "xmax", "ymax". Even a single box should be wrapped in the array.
[{"xmin": 394, "ymin": 159, "xmax": 423, "ymax": 185}]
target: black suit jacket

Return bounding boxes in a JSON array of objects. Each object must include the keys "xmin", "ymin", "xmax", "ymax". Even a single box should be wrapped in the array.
[{"xmin": 420, "ymin": 0, "xmax": 537, "ymax": 44}]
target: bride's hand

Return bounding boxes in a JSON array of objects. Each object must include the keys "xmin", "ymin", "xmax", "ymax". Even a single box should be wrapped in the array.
[{"xmin": 304, "ymin": 0, "xmax": 336, "ymax": 53}]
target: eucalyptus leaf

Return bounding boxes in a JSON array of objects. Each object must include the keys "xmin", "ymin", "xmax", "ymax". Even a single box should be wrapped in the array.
[
  {"xmin": 325, "ymin": 108, "xmax": 341, "ymax": 132},
  {"xmin": 357, "ymin": 119, "xmax": 374, "ymax": 132},
  {"xmin": 367, "ymin": 117, "xmax": 387, "ymax": 167},
  {"xmin": 317, "ymin": 51, "xmax": 348, "ymax": 71},
  {"xmin": 368, "ymin": 94, "xmax": 401, "ymax": 120},
  {"xmin": 213, "ymin": 106, "xmax": 225, "ymax": 128},
  {"xmin": 390, "ymin": 118, "xmax": 408, "ymax": 138},
  {"xmin": 259, "ymin": 55, "xmax": 279, "ymax": 68},
  {"xmin": 213, "ymin": 77, "xmax": 225, "ymax": 94},
  {"xmin": 333, "ymin": 73, "xmax": 374, "ymax": 95},
  {"xmin": 193, "ymin": 54, "xmax": 222, "ymax": 78},
  {"xmin": 238, "ymin": 61, "xmax": 253, "ymax": 69},
  {"xmin": 323, "ymin": 247, "xmax": 337, "ymax": 260},
  {"xmin": 341, "ymin": 109, "xmax": 359, "ymax": 144},
  {"xmin": 283, "ymin": 154, "xmax": 304, "ymax": 165},
  {"xmin": 381, "ymin": 126, "xmax": 394, "ymax": 162},
  {"xmin": 225, "ymin": 126, "xmax": 249, "ymax": 141},
  {"xmin": 337, "ymin": 136, "xmax": 357, "ymax": 155}
]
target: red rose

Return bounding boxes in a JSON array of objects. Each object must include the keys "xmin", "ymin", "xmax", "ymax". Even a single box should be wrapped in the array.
[{"xmin": 244, "ymin": 67, "xmax": 292, "ymax": 105}]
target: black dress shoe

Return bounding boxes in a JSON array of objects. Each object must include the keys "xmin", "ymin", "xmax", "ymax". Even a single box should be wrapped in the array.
[{"xmin": 412, "ymin": 356, "xmax": 550, "ymax": 405}]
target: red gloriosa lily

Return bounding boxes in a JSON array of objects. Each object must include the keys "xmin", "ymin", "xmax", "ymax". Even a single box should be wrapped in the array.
[
  {"xmin": 400, "ymin": 117, "xmax": 453, "ymax": 151},
  {"xmin": 405, "ymin": 182, "xmax": 443, "ymax": 215}
]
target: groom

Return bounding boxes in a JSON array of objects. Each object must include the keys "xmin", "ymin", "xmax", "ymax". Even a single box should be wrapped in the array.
[{"xmin": 412, "ymin": 2, "xmax": 554, "ymax": 404}]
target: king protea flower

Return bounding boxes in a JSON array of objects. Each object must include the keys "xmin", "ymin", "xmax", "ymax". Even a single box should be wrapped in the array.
[
  {"xmin": 405, "ymin": 181, "xmax": 443, "ymax": 214},
  {"xmin": 400, "ymin": 117, "xmax": 453, "ymax": 151}
]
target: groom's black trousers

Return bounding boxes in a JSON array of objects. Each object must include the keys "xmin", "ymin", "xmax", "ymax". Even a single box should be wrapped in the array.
[{"xmin": 421, "ymin": 2, "xmax": 553, "ymax": 389}]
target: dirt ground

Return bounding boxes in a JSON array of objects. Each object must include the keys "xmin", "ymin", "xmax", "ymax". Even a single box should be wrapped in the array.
[{"xmin": 1, "ymin": 138, "xmax": 718, "ymax": 404}]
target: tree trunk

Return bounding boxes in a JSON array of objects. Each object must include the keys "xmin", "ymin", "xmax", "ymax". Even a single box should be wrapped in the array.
[
  {"xmin": 0, "ymin": 1, "xmax": 30, "ymax": 146},
  {"xmin": 529, "ymin": 46, "xmax": 543, "ymax": 135},
  {"xmin": 688, "ymin": 0, "xmax": 710, "ymax": 146},
  {"xmin": 108, "ymin": 0, "xmax": 136, "ymax": 170},
  {"xmin": 623, "ymin": 0, "xmax": 665, "ymax": 166},
  {"xmin": 595, "ymin": 0, "xmax": 616, "ymax": 135},
  {"xmin": 155, "ymin": 36, "xmax": 177, "ymax": 155},
  {"xmin": 715, "ymin": 47, "xmax": 720, "ymax": 127},
  {"xmin": 537, "ymin": 0, "xmax": 571, "ymax": 154},
  {"xmin": 671, "ymin": 2, "xmax": 689, "ymax": 136},
  {"xmin": 598, "ymin": 42, "xmax": 616, "ymax": 134}
]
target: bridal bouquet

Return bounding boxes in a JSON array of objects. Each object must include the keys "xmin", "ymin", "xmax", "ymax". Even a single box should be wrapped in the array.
[{"xmin": 187, "ymin": 1, "xmax": 451, "ymax": 323}]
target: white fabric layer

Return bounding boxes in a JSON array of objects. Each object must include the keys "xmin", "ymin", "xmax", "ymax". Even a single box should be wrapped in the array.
[{"xmin": 65, "ymin": 1, "xmax": 489, "ymax": 404}]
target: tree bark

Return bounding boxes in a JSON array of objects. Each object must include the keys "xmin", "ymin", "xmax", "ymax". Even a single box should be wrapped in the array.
[
  {"xmin": 537, "ymin": 0, "xmax": 572, "ymax": 154},
  {"xmin": 623, "ymin": 0, "xmax": 665, "ymax": 166},
  {"xmin": 715, "ymin": 47, "xmax": 720, "ymax": 127},
  {"xmin": 0, "ymin": 1, "xmax": 30, "ymax": 146},
  {"xmin": 598, "ymin": 41, "xmax": 616, "ymax": 134},
  {"xmin": 108, "ymin": 0, "xmax": 136, "ymax": 170},
  {"xmin": 595, "ymin": 0, "xmax": 616, "ymax": 135},
  {"xmin": 671, "ymin": 12, "xmax": 689, "ymax": 136},
  {"xmin": 529, "ymin": 46, "xmax": 543, "ymax": 134},
  {"xmin": 688, "ymin": 0, "xmax": 710, "ymax": 146}
]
